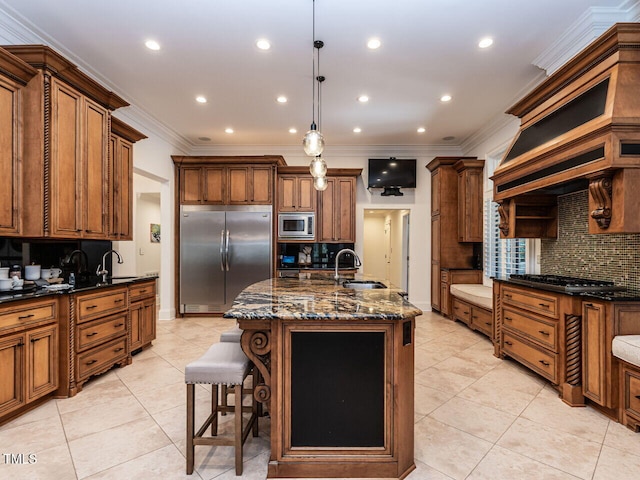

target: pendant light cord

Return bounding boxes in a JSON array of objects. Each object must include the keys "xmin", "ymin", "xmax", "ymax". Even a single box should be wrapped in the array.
[{"xmin": 311, "ymin": 0, "xmax": 316, "ymax": 127}]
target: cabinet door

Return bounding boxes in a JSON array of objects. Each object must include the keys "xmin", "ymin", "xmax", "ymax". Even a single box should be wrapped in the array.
[
  {"xmin": 180, "ymin": 167, "xmax": 203, "ymax": 204},
  {"xmin": 431, "ymin": 262, "xmax": 441, "ymax": 311},
  {"xmin": 317, "ymin": 178, "xmax": 336, "ymax": 242},
  {"xmin": 26, "ymin": 324, "xmax": 58, "ymax": 402},
  {"xmin": 458, "ymin": 168, "xmax": 483, "ymax": 242},
  {"xmin": 130, "ymin": 301, "xmax": 143, "ymax": 351},
  {"xmin": 203, "ymin": 167, "xmax": 225, "ymax": 204},
  {"xmin": 250, "ymin": 166, "xmax": 273, "ymax": 204},
  {"xmin": 335, "ymin": 177, "xmax": 355, "ymax": 242},
  {"xmin": 227, "ymin": 166, "xmax": 250, "ymax": 204},
  {"xmin": 279, "ymin": 175, "xmax": 316, "ymax": 211},
  {"xmin": 297, "ymin": 177, "xmax": 316, "ymax": 211},
  {"xmin": 278, "ymin": 176, "xmax": 297, "ymax": 211},
  {"xmin": 0, "ymin": 77, "xmax": 21, "ymax": 235},
  {"xmin": 431, "ymin": 169, "xmax": 441, "ymax": 216},
  {"xmin": 0, "ymin": 332, "xmax": 25, "ymax": 417},
  {"xmin": 83, "ymin": 98, "xmax": 109, "ymax": 238},
  {"xmin": 141, "ymin": 297, "xmax": 156, "ymax": 346},
  {"xmin": 50, "ymin": 78, "xmax": 83, "ymax": 237},
  {"xmin": 582, "ymin": 301, "xmax": 609, "ymax": 407},
  {"xmin": 110, "ymin": 135, "xmax": 133, "ymax": 240}
]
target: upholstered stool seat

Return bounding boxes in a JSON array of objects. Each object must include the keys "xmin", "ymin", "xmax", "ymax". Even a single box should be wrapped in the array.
[
  {"xmin": 185, "ymin": 342, "xmax": 258, "ymax": 476},
  {"xmin": 220, "ymin": 324, "xmax": 243, "ymax": 343}
]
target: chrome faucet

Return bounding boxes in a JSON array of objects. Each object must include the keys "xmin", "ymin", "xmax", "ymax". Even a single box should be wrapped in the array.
[
  {"xmin": 334, "ymin": 248, "xmax": 362, "ymax": 282},
  {"xmin": 96, "ymin": 249, "xmax": 123, "ymax": 283}
]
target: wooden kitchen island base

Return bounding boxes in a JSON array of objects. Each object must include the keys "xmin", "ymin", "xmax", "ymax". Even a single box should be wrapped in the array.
[{"xmin": 225, "ymin": 276, "xmax": 421, "ymax": 479}]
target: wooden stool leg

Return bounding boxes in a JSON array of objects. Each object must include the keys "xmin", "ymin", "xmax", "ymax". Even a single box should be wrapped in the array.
[
  {"xmin": 220, "ymin": 384, "xmax": 228, "ymax": 416},
  {"xmin": 212, "ymin": 384, "xmax": 219, "ymax": 435},
  {"xmin": 252, "ymin": 368, "xmax": 259, "ymax": 437},
  {"xmin": 234, "ymin": 384, "xmax": 243, "ymax": 475},
  {"xmin": 186, "ymin": 383, "xmax": 195, "ymax": 474}
]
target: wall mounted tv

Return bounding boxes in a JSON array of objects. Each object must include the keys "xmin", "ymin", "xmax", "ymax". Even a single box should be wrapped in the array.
[{"xmin": 368, "ymin": 158, "xmax": 416, "ymax": 196}]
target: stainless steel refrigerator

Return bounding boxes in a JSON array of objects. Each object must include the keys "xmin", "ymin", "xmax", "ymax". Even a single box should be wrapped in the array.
[{"xmin": 179, "ymin": 205, "xmax": 272, "ymax": 313}]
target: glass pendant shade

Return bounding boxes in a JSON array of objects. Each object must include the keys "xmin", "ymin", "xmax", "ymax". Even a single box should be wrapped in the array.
[
  {"xmin": 313, "ymin": 175, "xmax": 328, "ymax": 191},
  {"xmin": 302, "ymin": 127, "xmax": 325, "ymax": 157},
  {"xmin": 309, "ymin": 156, "xmax": 327, "ymax": 178}
]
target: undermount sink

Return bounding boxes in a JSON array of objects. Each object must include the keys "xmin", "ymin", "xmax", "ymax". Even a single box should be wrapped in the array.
[{"xmin": 342, "ymin": 280, "xmax": 387, "ymax": 289}]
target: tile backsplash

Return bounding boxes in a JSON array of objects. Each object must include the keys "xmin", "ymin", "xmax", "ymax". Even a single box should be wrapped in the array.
[{"xmin": 541, "ymin": 190, "xmax": 640, "ymax": 289}]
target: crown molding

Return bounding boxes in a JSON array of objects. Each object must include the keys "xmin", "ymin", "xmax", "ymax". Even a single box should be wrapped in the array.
[{"xmin": 533, "ymin": 2, "xmax": 639, "ymax": 75}]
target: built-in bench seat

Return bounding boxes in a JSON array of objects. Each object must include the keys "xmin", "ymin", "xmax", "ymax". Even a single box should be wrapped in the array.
[
  {"xmin": 613, "ymin": 335, "xmax": 640, "ymax": 431},
  {"xmin": 449, "ymin": 284, "xmax": 493, "ymax": 338}
]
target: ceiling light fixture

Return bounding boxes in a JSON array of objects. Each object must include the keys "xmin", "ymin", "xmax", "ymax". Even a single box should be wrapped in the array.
[
  {"xmin": 289, "ymin": 128, "xmax": 297, "ymax": 134},
  {"xmin": 276, "ymin": 96, "xmax": 288, "ymax": 103},
  {"xmin": 195, "ymin": 96, "xmax": 207, "ymax": 104},
  {"xmin": 440, "ymin": 94, "xmax": 452, "ymax": 102},
  {"xmin": 353, "ymin": 127, "xmax": 362, "ymax": 133},
  {"xmin": 225, "ymin": 128, "xmax": 234, "ymax": 134},
  {"xmin": 145, "ymin": 40, "xmax": 160, "ymax": 51},
  {"xmin": 478, "ymin": 37, "xmax": 493, "ymax": 49},
  {"xmin": 367, "ymin": 38, "xmax": 381, "ymax": 49},
  {"xmin": 417, "ymin": 127, "xmax": 426, "ymax": 133},
  {"xmin": 302, "ymin": 0, "xmax": 328, "ymax": 191},
  {"xmin": 358, "ymin": 95, "xmax": 369, "ymax": 103},
  {"xmin": 256, "ymin": 39, "xmax": 271, "ymax": 50}
]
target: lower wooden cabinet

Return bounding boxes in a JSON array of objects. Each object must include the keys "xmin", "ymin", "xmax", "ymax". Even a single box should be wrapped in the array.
[
  {"xmin": 451, "ymin": 296, "xmax": 493, "ymax": 338},
  {"xmin": 0, "ymin": 332, "xmax": 25, "ymax": 417},
  {"xmin": 621, "ymin": 361, "xmax": 640, "ymax": 431},
  {"xmin": 440, "ymin": 269, "xmax": 482, "ymax": 317},
  {"xmin": 130, "ymin": 283, "xmax": 156, "ymax": 352}
]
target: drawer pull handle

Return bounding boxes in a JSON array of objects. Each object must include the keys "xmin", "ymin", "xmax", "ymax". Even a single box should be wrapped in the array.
[
  {"xmin": 584, "ymin": 303, "xmax": 594, "ymax": 308},
  {"xmin": 504, "ymin": 294, "xmax": 513, "ymax": 298},
  {"xmin": 539, "ymin": 303, "xmax": 550, "ymax": 308},
  {"xmin": 505, "ymin": 341, "xmax": 513, "ymax": 346},
  {"xmin": 538, "ymin": 330, "xmax": 550, "ymax": 336},
  {"xmin": 18, "ymin": 314, "xmax": 35, "ymax": 320},
  {"xmin": 539, "ymin": 360, "xmax": 550, "ymax": 367},
  {"xmin": 86, "ymin": 332, "xmax": 98, "ymax": 337},
  {"xmin": 635, "ymin": 395, "xmax": 640, "ymax": 400},
  {"xmin": 86, "ymin": 305, "xmax": 98, "ymax": 310},
  {"xmin": 30, "ymin": 337, "xmax": 41, "ymax": 343},
  {"xmin": 114, "ymin": 347, "xmax": 124, "ymax": 352},
  {"xmin": 454, "ymin": 306, "xmax": 459, "ymax": 310},
  {"xmin": 140, "ymin": 289, "xmax": 147, "ymax": 293},
  {"xmin": 505, "ymin": 317, "xmax": 512, "ymax": 321},
  {"xmin": 114, "ymin": 299, "xmax": 124, "ymax": 303},
  {"xmin": 463, "ymin": 311, "xmax": 469, "ymax": 315},
  {"xmin": 114, "ymin": 323, "xmax": 124, "ymax": 327},
  {"xmin": 485, "ymin": 322, "xmax": 491, "ymax": 326},
  {"xmin": 86, "ymin": 360, "xmax": 97, "ymax": 365},
  {"xmin": 472, "ymin": 315, "xmax": 478, "ymax": 319}
]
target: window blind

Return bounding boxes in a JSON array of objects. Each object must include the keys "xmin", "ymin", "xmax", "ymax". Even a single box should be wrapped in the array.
[{"xmin": 484, "ymin": 200, "xmax": 526, "ymax": 277}]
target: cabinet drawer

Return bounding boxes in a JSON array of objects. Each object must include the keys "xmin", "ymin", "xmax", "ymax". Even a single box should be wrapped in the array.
[
  {"xmin": 452, "ymin": 298, "xmax": 471, "ymax": 324},
  {"xmin": 76, "ymin": 337, "xmax": 127, "ymax": 381},
  {"xmin": 76, "ymin": 313, "xmax": 127, "ymax": 351},
  {"xmin": 502, "ymin": 307, "xmax": 557, "ymax": 351},
  {"xmin": 502, "ymin": 332, "xmax": 557, "ymax": 383},
  {"xmin": 471, "ymin": 306, "xmax": 493, "ymax": 336},
  {"xmin": 0, "ymin": 300, "xmax": 56, "ymax": 332},
  {"xmin": 129, "ymin": 281, "xmax": 156, "ymax": 302},
  {"xmin": 502, "ymin": 286, "xmax": 558, "ymax": 319},
  {"xmin": 77, "ymin": 289, "xmax": 127, "ymax": 323},
  {"xmin": 623, "ymin": 364, "xmax": 640, "ymax": 419}
]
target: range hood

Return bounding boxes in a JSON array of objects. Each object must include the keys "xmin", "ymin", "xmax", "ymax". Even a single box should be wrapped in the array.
[{"xmin": 492, "ymin": 23, "xmax": 640, "ymax": 236}]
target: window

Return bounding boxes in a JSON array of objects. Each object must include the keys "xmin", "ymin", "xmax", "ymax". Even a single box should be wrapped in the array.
[{"xmin": 483, "ymin": 199, "xmax": 526, "ymax": 277}]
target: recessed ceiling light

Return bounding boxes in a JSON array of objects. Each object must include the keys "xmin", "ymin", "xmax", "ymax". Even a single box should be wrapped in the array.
[
  {"xmin": 353, "ymin": 127, "xmax": 362, "ymax": 133},
  {"xmin": 443, "ymin": 136, "xmax": 456, "ymax": 141},
  {"xmin": 417, "ymin": 127, "xmax": 426, "ymax": 133},
  {"xmin": 358, "ymin": 95, "xmax": 369, "ymax": 103},
  {"xmin": 256, "ymin": 39, "xmax": 271, "ymax": 50},
  {"xmin": 367, "ymin": 38, "xmax": 381, "ymax": 49},
  {"xmin": 289, "ymin": 128, "xmax": 297, "ymax": 134},
  {"xmin": 478, "ymin": 37, "xmax": 494, "ymax": 49},
  {"xmin": 195, "ymin": 96, "xmax": 207, "ymax": 104},
  {"xmin": 276, "ymin": 96, "xmax": 287, "ymax": 103},
  {"xmin": 440, "ymin": 94, "xmax": 452, "ymax": 102},
  {"xmin": 225, "ymin": 128, "xmax": 234, "ymax": 134},
  {"xmin": 145, "ymin": 40, "xmax": 160, "ymax": 51},
  {"xmin": 198, "ymin": 136, "xmax": 211, "ymax": 142}
]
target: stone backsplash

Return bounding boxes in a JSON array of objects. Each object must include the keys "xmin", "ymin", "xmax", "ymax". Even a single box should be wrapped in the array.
[{"xmin": 541, "ymin": 190, "xmax": 640, "ymax": 289}]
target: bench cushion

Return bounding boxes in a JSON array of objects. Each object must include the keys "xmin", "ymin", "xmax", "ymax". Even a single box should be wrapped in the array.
[
  {"xmin": 612, "ymin": 335, "xmax": 640, "ymax": 367},
  {"xmin": 185, "ymin": 342, "xmax": 250, "ymax": 385},
  {"xmin": 450, "ymin": 284, "xmax": 493, "ymax": 311},
  {"xmin": 220, "ymin": 324, "xmax": 242, "ymax": 343}
]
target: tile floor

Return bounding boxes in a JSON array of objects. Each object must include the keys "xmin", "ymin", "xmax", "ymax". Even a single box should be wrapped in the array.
[{"xmin": 2, "ymin": 312, "xmax": 640, "ymax": 479}]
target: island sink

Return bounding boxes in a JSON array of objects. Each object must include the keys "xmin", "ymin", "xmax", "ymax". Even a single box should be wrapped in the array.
[{"xmin": 342, "ymin": 280, "xmax": 387, "ymax": 289}]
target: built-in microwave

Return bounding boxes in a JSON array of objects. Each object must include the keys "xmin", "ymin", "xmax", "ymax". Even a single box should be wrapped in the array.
[{"xmin": 278, "ymin": 213, "xmax": 315, "ymax": 240}]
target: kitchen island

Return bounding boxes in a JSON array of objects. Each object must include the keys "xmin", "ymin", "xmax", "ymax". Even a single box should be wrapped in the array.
[{"xmin": 224, "ymin": 275, "xmax": 422, "ymax": 479}]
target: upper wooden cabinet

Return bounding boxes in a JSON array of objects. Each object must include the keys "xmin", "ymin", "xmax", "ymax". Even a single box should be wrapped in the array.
[
  {"xmin": 318, "ymin": 176, "xmax": 356, "ymax": 243},
  {"xmin": 3, "ymin": 45, "xmax": 129, "ymax": 239},
  {"xmin": 454, "ymin": 159, "xmax": 484, "ymax": 242},
  {"xmin": 173, "ymin": 156, "xmax": 285, "ymax": 206},
  {"xmin": 0, "ymin": 47, "xmax": 37, "ymax": 237},
  {"xmin": 278, "ymin": 175, "xmax": 317, "ymax": 212},
  {"xmin": 110, "ymin": 117, "xmax": 147, "ymax": 240}
]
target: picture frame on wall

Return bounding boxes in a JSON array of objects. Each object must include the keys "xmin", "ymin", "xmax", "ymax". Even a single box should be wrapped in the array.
[{"xmin": 150, "ymin": 224, "xmax": 161, "ymax": 243}]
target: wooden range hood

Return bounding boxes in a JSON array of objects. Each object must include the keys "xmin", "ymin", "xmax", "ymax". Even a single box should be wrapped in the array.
[{"xmin": 492, "ymin": 23, "xmax": 640, "ymax": 237}]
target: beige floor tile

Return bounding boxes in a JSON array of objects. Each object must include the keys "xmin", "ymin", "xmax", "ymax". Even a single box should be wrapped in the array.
[
  {"xmin": 61, "ymin": 394, "xmax": 149, "ymax": 441},
  {"xmin": 414, "ymin": 365, "xmax": 477, "ymax": 394},
  {"xmin": 56, "ymin": 378, "xmax": 133, "ymax": 415},
  {"xmin": 414, "ymin": 417, "xmax": 493, "ymax": 480},
  {"xmin": 467, "ymin": 445, "xmax": 581, "ymax": 479},
  {"xmin": 414, "ymin": 343, "xmax": 460, "ymax": 372},
  {"xmin": 0, "ymin": 444, "xmax": 77, "ymax": 480},
  {"xmin": 2, "ymin": 396, "xmax": 60, "ymax": 429},
  {"xmin": 68, "ymin": 416, "xmax": 172, "ymax": 479},
  {"xmin": 414, "ymin": 383, "xmax": 456, "ymax": 416},
  {"xmin": 593, "ymin": 445, "xmax": 640, "ymax": 480},
  {"xmin": 497, "ymin": 417, "xmax": 601, "ymax": 479},
  {"xmin": 521, "ymin": 386, "xmax": 610, "ymax": 443},
  {"xmin": 0, "ymin": 414, "xmax": 67, "ymax": 454},
  {"xmin": 84, "ymin": 444, "xmax": 202, "ymax": 480},
  {"xmin": 429, "ymin": 396, "xmax": 516, "ymax": 443},
  {"xmin": 200, "ymin": 451, "xmax": 270, "ymax": 480},
  {"xmin": 405, "ymin": 459, "xmax": 455, "ymax": 479},
  {"xmin": 433, "ymin": 354, "xmax": 498, "ymax": 379},
  {"xmin": 134, "ymin": 380, "xmax": 190, "ymax": 414},
  {"xmin": 115, "ymin": 355, "xmax": 185, "ymax": 394},
  {"xmin": 603, "ymin": 420, "xmax": 640, "ymax": 457}
]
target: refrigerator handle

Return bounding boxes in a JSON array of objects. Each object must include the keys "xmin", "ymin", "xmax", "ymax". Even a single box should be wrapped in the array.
[
  {"xmin": 225, "ymin": 229, "xmax": 230, "ymax": 271},
  {"xmin": 220, "ymin": 229, "xmax": 226, "ymax": 271}
]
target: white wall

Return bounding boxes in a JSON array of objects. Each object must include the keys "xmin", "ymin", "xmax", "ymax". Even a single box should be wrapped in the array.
[{"xmin": 363, "ymin": 215, "xmax": 386, "ymax": 280}]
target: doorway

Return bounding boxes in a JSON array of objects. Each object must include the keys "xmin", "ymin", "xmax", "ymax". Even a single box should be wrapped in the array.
[{"xmin": 363, "ymin": 209, "xmax": 410, "ymax": 291}]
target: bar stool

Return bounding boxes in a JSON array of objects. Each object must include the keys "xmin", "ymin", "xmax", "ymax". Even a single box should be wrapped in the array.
[
  {"xmin": 219, "ymin": 324, "xmax": 243, "ymax": 414},
  {"xmin": 185, "ymin": 342, "xmax": 258, "ymax": 476}
]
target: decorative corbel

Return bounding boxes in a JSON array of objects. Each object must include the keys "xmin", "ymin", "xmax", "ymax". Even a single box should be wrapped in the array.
[
  {"xmin": 588, "ymin": 174, "xmax": 613, "ymax": 229},
  {"xmin": 497, "ymin": 201, "xmax": 510, "ymax": 237}
]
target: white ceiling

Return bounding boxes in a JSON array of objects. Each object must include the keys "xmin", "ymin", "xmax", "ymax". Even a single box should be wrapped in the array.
[{"xmin": 0, "ymin": 0, "xmax": 629, "ymax": 149}]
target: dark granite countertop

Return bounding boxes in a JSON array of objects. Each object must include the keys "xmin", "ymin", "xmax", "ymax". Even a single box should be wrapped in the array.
[
  {"xmin": 223, "ymin": 275, "xmax": 422, "ymax": 321},
  {"xmin": 0, "ymin": 275, "xmax": 158, "ymax": 304}
]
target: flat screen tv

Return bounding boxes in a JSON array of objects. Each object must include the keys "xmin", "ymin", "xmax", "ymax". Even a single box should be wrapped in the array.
[{"xmin": 368, "ymin": 158, "xmax": 416, "ymax": 196}]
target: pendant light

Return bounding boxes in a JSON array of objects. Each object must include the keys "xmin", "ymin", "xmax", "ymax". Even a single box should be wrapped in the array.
[
  {"xmin": 302, "ymin": 0, "xmax": 325, "ymax": 158},
  {"xmin": 309, "ymin": 155, "xmax": 327, "ymax": 178}
]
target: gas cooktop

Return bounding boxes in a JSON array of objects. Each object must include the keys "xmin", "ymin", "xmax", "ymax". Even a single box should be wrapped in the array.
[{"xmin": 507, "ymin": 274, "xmax": 625, "ymax": 293}]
